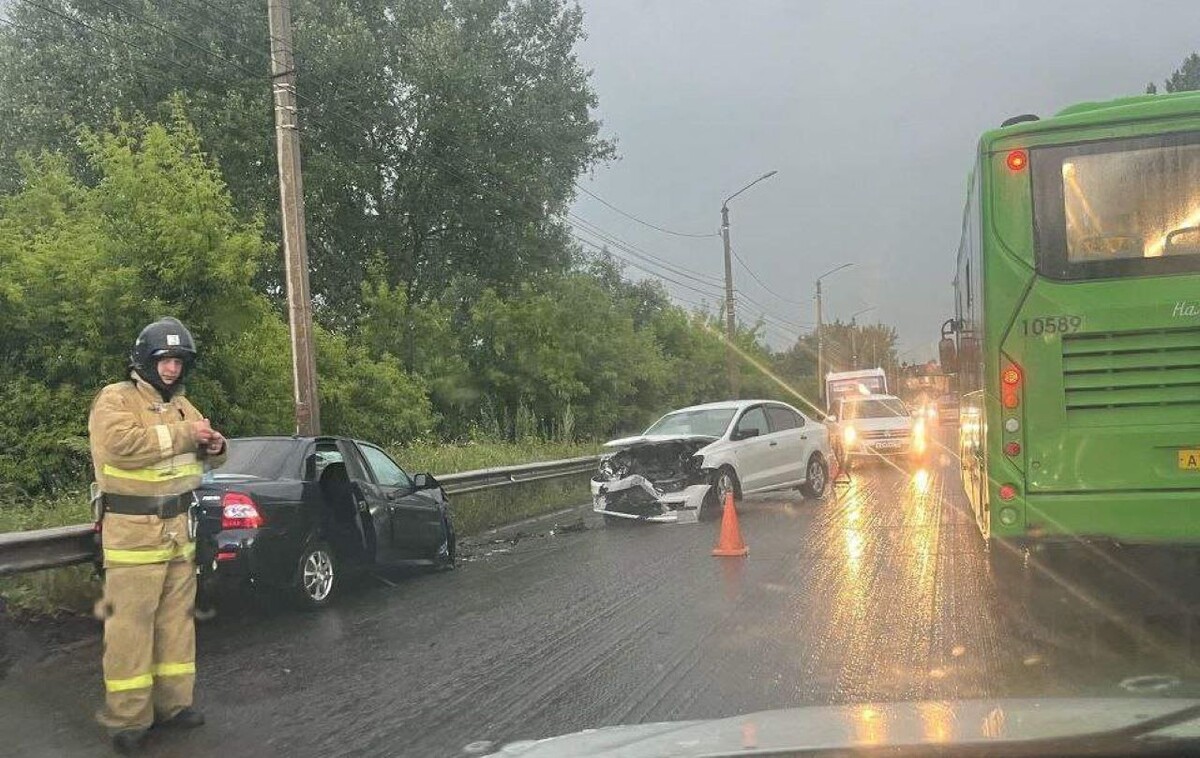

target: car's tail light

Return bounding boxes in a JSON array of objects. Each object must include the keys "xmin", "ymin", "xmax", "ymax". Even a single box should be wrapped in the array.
[
  {"xmin": 220, "ymin": 492, "xmax": 264, "ymax": 530},
  {"xmin": 1001, "ymin": 363, "xmax": 1022, "ymax": 410}
]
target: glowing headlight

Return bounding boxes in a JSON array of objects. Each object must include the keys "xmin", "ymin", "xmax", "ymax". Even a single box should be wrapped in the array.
[{"xmin": 843, "ymin": 425, "xmax": 857, "ymax": 446}]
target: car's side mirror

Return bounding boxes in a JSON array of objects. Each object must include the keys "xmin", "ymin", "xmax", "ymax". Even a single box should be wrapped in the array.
[
  {"xmin": 413, "ymin": 473, "xmax": 440, "ymax": 490},
  {"xmin": 827, "ymin": 415, "xmax": 838, "ymax": 423},
  {"xmin": 733, "ymin": 427, "xmax": 761, "ymax": 441}
]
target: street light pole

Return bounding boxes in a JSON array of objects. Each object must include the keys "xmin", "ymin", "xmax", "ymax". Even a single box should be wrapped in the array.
[
  {"xmin": 815, "ymin": 262, "xmax": 854, "ymax": 407},
  {"xmin": 720, "ymin": 170, "xmax": 777, "ymax": 398},
  {"xmin": 720, "ymin": 204, "xmax": 736, "ymax": 397}
]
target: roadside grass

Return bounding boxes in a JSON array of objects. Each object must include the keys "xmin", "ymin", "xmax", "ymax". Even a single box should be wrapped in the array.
[
  {"xmin": 0, "ymin": 440, "xmax": 599, "ymax": 616},
  {"xmin": 389, "ymin": 439, "xmax": 598, "ymax": 477},
  {"xmin": 448, "ymin": 473, "xmax": 591, "ymax": 537}
]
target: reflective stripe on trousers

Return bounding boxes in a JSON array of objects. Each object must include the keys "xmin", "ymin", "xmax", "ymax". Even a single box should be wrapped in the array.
[
  {"xmin": 105, "ymin": 673, "xmax": 154, "ymax": 693},
  {"xmin": 153, "ymin": 662, "xmax": 196, "ymax": 677},
  {"xmin": 104, "ymin": 663, "xmax": 195, "ymax": 693},
  {"xmin": 104, "ymin": 542, "xmax": 195, "ymax": 565}
]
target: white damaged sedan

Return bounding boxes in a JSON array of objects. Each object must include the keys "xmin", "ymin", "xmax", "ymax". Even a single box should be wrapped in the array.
[{"xmin": 592, "ymin": 400, "xmax": 833, "ymax": 523}]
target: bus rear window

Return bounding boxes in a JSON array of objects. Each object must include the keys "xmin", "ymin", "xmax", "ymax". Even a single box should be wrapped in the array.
[{"xmin": 1033, "ymin": 132, "xmax": 1200, "ymax": 280}]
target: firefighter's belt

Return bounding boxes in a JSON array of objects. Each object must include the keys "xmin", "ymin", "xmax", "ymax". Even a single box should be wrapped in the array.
[{"xmin": 103, "ymin": 492, "xmax": 193, "ymax": 519}]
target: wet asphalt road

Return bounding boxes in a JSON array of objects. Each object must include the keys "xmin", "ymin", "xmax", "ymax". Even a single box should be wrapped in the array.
[{"xmin": 6, "ymin": 428, "xmax": 1200, "ymax": 757}]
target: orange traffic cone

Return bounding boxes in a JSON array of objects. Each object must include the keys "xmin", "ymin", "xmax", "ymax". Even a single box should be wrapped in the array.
[{"xmin": 712, "ymin": 491, "xmax": 748, "ymax": 557}]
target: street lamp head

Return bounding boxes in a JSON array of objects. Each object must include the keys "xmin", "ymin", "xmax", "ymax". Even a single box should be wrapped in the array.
[
  {"xmin": 724, "ymin": 169, "xmax": 780, "ymax": 207},
  {"xmin": 816, "ymin": 261, "xmax": 855, "ymax": 284}
]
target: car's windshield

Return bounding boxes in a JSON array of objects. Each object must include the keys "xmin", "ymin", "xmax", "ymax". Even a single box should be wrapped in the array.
[
  {"xmin": 8, "ymin": 4, "xmax": 1200, "ymax": 757},
  {"xmin": 644, "ymin": 408, "xmax": 736, "ymax": 437},
  {"xmin": 843, "ymin": 398, "xmax": 908, "ymax": 420}
]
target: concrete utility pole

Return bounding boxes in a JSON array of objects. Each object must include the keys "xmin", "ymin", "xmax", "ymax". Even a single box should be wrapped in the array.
[
  {"xmin": 816, "ymin": 277, "xmax": 824, "ymax": 393},
  {"xmin": 720, "ymin": 170, "xmax": 777, "ymax": 398},
  {"xmin": 720, "ymin": 205, "xmax": 737, "ymax": 397},
  {"xmin": 268, "ymin": 0, "xmax": 320, "ymax": 435},
  {"xmin": 815, "ymin": 263, "xmax": 854, "ymax": 407}
]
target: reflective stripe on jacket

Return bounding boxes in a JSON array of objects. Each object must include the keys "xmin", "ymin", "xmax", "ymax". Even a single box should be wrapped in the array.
[{"xmin": 88, "ymin": 375, "xmax": 225, "ymax": 498}]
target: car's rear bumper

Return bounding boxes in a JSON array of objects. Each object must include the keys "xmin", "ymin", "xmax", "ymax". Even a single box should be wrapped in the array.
[
  {"xmin": 197, "ymin": 528, "xmax": 289, "ymax": 586},
  {"xmin": 591, "ymin": 476, "xmax": 710, "ymax": 523}
]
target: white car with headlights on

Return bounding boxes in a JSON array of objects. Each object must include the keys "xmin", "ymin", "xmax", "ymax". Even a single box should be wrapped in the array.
[{"xmin": 834, "ymin": 394, "xmax": 928, "ymax": 465}]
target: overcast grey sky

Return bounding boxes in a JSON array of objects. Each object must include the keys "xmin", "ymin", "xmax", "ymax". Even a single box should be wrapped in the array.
[{"xmin": 569, "ymin": 0, "xmax": 1200, "ymax": 361}]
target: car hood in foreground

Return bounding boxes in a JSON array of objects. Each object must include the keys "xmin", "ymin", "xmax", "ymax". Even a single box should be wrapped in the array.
[{"xmin": 483, "ymin": 698, "xmax": 1200, "ymax": 757}]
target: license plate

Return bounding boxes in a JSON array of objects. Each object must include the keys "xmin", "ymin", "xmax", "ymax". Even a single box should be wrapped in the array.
[
  {"xmin": 1179, "ymin": 450, "xmax": 1200, "ymax": 470},
  {"xmin": 873, "ymin": 440, "xmax": 903, "ymax": 449}
]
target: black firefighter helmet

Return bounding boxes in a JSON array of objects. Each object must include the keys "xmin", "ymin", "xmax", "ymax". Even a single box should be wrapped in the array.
[{"xmin": 130, "ymin": 317, "xmax": 197, "ymax": 396}]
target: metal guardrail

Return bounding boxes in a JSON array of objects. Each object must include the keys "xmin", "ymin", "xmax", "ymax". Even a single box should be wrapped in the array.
[
  {"xmin": 0, "ymin": 524, "xmax": 97, "ymax": 577},
  {"xmin": 438, "ymin": 455, "xmax": 600, "ymax": 495},
  {"xmin": 0, "ymin": 454, "xmax": 602, "ymax": 577}
]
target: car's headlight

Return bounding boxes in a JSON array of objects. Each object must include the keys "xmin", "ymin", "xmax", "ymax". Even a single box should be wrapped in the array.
[{"xmin": 843, "ymin": 425, "xmax": 857, "ymax": 446}]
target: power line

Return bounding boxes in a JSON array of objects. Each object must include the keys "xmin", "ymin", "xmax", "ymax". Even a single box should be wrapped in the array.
[
  {"xmin": 574, "ymin": 184, "xmax": 717, "ymax": 239},
  {"xmin": 15, "ymin": 0, "xmax": 253, "ymax": 95},
  {"xmin": 570, "ymin": 231, "xmax": 723, "ymax": 301},
  {"xmin": 175, "ymin": 0, "xmax": 274, "ymax": 69},
  {"xmin": 91, "ymin": 0, "xmax": 267, "ymax": 82},
  {"xmin": 568, "ymin": 215, "xmax": 724, "ymax": 290},
  {"xmin": 731, "ymin": 287, "xmax": 812, "ymax": 332},
  {"xmin": 756, "ymin": 310, "xmax": 813, "ymax": 334},
  {"xmin": 731, "ymin": 247, "xmax": 806, "ymax": 306},
  {"xmin": 0, "ymin": 14, "xmax": 121, "ymax": 69}
]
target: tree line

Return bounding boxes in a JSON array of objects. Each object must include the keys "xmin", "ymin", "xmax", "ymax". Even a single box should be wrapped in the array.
[{"xmin": 0, "ymin": 0, "xmax": 898, "ymax": 495}]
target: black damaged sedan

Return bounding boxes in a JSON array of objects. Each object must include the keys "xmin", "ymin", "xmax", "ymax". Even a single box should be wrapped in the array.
[{"xmin": 194, "ymin": 436, "xmax": 456, "ymax": 608}]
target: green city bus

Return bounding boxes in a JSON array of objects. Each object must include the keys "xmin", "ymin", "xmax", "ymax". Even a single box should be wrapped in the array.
[{"xmin": 948, "ymin": 90, "xmax": 1200, "ymax": 551}]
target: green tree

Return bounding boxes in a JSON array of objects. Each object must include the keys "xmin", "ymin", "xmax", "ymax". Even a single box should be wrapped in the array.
[
  {"xmin": 465, "ymin": 273, "xmax": 668, "ymax": 439},
  {"xmin": 0, "ymin": 0, "xmax": 614, "ymax": 327},
  {"xmin": 1149, "ymin": 52, "xmax": 1200, "ymax": 94},
  {"xmin": 0, "ymin": 110, "xmax": 433, "ymax": 493}
]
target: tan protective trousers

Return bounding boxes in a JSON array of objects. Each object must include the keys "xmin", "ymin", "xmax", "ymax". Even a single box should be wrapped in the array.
[{"xmin": 97, "ymin": 556, "xmax": 197, "ymax": 731}]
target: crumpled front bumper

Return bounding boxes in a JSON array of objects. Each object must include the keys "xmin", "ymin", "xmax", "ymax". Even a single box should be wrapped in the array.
[{"xmin": 591, "ymin": 474, "xmax": 711, "ymax": 523}]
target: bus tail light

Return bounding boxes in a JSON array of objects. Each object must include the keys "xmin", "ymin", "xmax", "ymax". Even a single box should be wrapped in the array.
[
  {"xmin": 999, "ymin": 484, "xmax": 1018, "ymax": 501},
  {"xmin": 1001, "ymin": 363, "xmax": 1022, "ymax": 410},
  {"xmin": 1006, "ymin": 150, "xmax": 1028, "ymax": 172},
  {"xmin": 1004, "ymin": 441, "xmax": 1021, "ymax": 457}
]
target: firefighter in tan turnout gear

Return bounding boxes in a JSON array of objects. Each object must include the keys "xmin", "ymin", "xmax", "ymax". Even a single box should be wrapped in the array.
[{"xmin": 88, "ymin": 317, "xmax": 226, "ymax": 754}]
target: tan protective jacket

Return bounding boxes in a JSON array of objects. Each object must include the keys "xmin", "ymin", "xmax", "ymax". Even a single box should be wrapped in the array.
[{"xmin": 88, "ymin": 374, "xmax": 226, "ymax": 566}]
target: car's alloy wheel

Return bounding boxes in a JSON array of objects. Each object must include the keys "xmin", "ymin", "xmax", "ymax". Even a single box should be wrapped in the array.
[
  {"xmin": 294, "ymin": 541, "xmax": 338, "ymax": 608},
  {"xmin": 801, "ymin": 456, "xmax": 829, "ymax": 499},
  {"xmin": 715, "ymin": 469, "xmax": 737, "ymax": 505},
  {"xmin": 435, "ymin": 515, "xmax": 457, "ymax": 570},
  {"xmin": 303, "ymin": 549, "xmax": 334, "ymax": 601}
]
